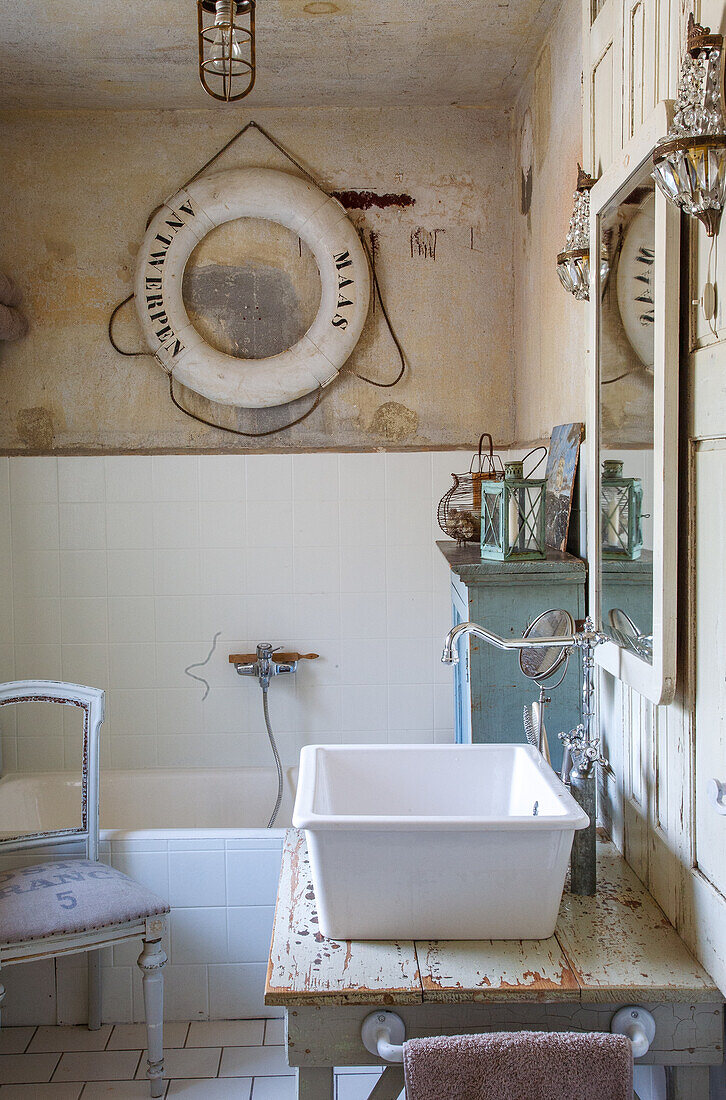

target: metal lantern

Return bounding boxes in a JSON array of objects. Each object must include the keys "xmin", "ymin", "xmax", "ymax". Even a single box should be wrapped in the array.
[
  {"xmin": 601, "ymin": 459, "xmax": 643, "ymax": 560},
  {"xmin": 198, "ymin": 0, "xmax": 256, "ymax": 102},
  {"xmin": 652, "ymin": 15, "xmax": 726, "ymax": 237},
  {"xmin": 480, "ymin": 460, "xmax": 546, "ymax": 561}
]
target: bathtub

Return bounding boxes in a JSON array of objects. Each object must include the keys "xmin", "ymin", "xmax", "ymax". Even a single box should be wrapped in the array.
[{"xmin": 0, "ymin": 766, "xmax": 297, "ymax": 1026}]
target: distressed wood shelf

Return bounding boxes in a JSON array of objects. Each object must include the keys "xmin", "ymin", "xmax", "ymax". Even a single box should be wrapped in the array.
[{"xmin": 266, "ymin": 830, "xmax": 723, "ymax": 1098}]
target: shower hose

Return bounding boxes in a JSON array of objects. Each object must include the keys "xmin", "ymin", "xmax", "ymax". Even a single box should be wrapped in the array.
[{"xmin": 262, "ymin": 685, "xmax": 283, "ymax": 828}]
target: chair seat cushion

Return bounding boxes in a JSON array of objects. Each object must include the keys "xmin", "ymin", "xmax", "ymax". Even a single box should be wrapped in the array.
[{"xmin": 0, "ymin": 860, "xmax": 169, "ymax": 945}]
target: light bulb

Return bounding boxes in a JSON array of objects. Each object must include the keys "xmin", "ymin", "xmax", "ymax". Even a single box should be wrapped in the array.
[{"xmin": 209, "ymin": 1, "xmax": 243, "ymax": 75}]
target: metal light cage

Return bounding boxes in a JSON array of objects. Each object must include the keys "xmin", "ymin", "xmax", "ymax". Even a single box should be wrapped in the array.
[
  {"xmin": 198, "ymin": 0, "xmax": 256, "ymax": 103},
  {"xmin": 601, "ymin": 459, "xmax": 643, "ymax": 560},
  {"xmin": 437, "ymin": 434, "xmax": 505, "ymax": 545}
]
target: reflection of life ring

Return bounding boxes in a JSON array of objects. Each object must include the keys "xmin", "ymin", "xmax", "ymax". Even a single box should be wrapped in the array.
[{"xmin": 134, "ymin": 167, "xmax": 370, "ymax": 408}]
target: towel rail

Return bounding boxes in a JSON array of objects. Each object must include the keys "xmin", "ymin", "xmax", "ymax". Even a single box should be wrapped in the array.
[{"xmin": 361, "ymin": 1006, "xmax": 657, "ymax": 1064}]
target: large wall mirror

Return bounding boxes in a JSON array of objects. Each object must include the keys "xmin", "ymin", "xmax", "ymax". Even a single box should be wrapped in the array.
[{"xmin": 588, "ymin": 102, "xmax": 680, "ymax": 705}]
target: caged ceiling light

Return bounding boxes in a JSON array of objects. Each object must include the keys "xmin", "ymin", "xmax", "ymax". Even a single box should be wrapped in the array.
[
  {"xmin": 197, "ymin": 0, "xmax": 256, "ymax": 102},
  {"xmin": 653, "ymin": 14, "xmax": 726, "ymax": 237},
  {"xmin": 557, "ymin": 165, "xmax": 602, "ymax": 302}
]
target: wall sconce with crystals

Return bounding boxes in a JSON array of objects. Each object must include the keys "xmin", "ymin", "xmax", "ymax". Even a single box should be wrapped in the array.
[
  {"xmin": 556, "ymin": 166, "xmax": 601, "ymax": 301},
  {"xmin": 198, "ymin": 0, "xmax": 256, "ymax": 102},
  {"xmin": 480, "ymin": 461, "xmax": 546, "ymax": 561},
  {"xmin": 653, "ymin": 14, "xmax": 726, "ymax": 237},
  {"xmin": 601, "ymin": 460, "xmax": 643, "ymax": 560}
]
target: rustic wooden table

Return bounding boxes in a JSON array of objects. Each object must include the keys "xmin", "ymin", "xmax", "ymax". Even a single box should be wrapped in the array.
[{"xmin": 266, "ymin": 830, "xmax": 723, "ymax": 1100}]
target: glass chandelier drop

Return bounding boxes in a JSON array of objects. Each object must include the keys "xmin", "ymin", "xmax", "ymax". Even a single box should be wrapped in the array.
[
  {"xmin": 653, "ymin": 14, "xmax": 726, "ymax": 237},
  {"xmin": 557, "ymin": 166, "xmax": 598, "ymax": 301},
  {"xmin": 198, "ymin": 0, "xmax": 256, "ymax": 102}
]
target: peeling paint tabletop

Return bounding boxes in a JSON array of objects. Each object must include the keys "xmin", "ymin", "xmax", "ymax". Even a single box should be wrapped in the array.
[{"xmin": 266, "ymin": 830, "xmax": 720, "ymax": 1007}]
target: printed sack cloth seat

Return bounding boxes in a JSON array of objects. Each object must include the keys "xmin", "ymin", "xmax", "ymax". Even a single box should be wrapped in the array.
[{"xmin": 0, "ymin": 859, "xmax": 169, "ymax": 945}]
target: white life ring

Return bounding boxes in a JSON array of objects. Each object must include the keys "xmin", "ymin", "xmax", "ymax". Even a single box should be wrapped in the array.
[{"xmin": 134, "ymin": 167, "xmax": 370, "ymax": 408}]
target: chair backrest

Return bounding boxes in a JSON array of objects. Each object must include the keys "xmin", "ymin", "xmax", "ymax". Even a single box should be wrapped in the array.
[{"xmin": 0, "ymin": 681, "xmax": 105, "ymax": 861}]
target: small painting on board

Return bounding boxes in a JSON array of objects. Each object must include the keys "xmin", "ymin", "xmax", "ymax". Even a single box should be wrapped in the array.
[{"xmin": 544, "ymin": 423, "xmax": 584, "ymax": 551}]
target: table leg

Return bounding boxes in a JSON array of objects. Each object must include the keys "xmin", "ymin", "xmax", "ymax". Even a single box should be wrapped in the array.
[
  {"xmin": 297, "ymin": 1066, "xmax": 334, "ymax": 1099},
  {"xmin": 368, "ymin": 1065, "xmax": 405, "ymax": 1099},
  {"xmin": 665, "ymin": 1066, "xmax": 711, "ymax": 1100}
]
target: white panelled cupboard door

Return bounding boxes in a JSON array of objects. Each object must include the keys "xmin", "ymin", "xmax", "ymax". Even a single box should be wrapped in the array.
[{"xmin": 694, "ymin": 441, "xmax": 726, "ymax": 900}]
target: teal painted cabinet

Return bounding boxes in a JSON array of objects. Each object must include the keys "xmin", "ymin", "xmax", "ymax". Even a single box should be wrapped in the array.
[{"xmin": 439, "ymin": 542, "xmax": 586, "ymax": 772}]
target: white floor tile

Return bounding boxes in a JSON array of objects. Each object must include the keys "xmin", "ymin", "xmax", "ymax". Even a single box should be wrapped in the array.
[
  {"xmin": 167, "ymin": 1079, "xmax": 253, "ymax": 1098},
  {"xmin": 0, "ymin": 1053, "xmax": 60, "ymax": 1084},
  {"xmin": 335, "ymin": 1073, "xmax": 394, "ymax": 1100},
  {"xmin": 135, "ymin": 1048, "xmax": 220, "ymax": 1081},
  {"xmin": 108, "ymin": 1022, "xmax": 189, "ymax": 1050},
  {"xmin": 0, "ymin": 1085, "xmax": 82, "ymax": 1099},
  {"xmin": 28, "ymin": 1024, "xmax": 113, "ymax": 1053},
  {"xmin": 81, "ymin": 1083, "xmax": 161, "ymax": 1099},
  {"xmin": 262, "ymin": 1020, "xmax": 284, "ymax": 1047},
  {"xmin": 186, "ymin": 1021, "xmax": 265, "ymax": 1049},
  {"xmin": 53, "ymin": 1050, "xmax": 141, "ymax": 1082},
  {"xmin": 250, "ymin": 1078, "xmax": 296, "ymax": 1100},
  {"xmin": 219, "ymin": 1046, "xmax": 293, "ymax": 1078},
  {"xmin": 0, "ymin": 1030, "xmax": 35, "ymax": 1056}
]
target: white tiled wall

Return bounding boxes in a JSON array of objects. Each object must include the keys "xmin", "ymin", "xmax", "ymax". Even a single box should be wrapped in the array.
[
  {"xmin": 0, "ymin": 452, "xmax": 477, "ymax": 773},
  {"xmin": 0, "ymin": 834, "xmax": 286, "ymax": 1025}
]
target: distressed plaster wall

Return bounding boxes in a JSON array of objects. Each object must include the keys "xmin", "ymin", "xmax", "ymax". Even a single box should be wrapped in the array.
[
  {"xmin": 0, "ymin": 106, "xmax": 514, "ymax": 453},
  {"xmin": 512, "ymin": 0, "xmax": 588, "ymax": 445}
]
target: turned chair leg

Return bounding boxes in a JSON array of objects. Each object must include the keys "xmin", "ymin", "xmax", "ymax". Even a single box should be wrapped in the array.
[
  {"xmin": 0, "ymin": 968, "xmax": 5, "ymax": 1029},
  {"xmin": 87, "ymin": 950, "xmax": 101, "ymax": 1031},
  {"xmin": 137, "ymin": 937, "xmax": 167, "ymax": 1098}
]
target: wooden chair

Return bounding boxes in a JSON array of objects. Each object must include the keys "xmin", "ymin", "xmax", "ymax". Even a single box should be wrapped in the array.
[{"xmin": 0, "ymin": 680, "xmax": 170, "ymax": 1097}]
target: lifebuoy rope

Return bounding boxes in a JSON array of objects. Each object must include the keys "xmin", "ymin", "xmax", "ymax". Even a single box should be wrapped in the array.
[{"xmin": 108, "ymin": 121, "xmax": 407, "ymax": 437}]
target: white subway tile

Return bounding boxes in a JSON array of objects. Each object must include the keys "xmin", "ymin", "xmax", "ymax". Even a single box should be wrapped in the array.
[
  {"xmin": 153, "ymin": 501, "xmax": 200, "ymax": 550},
  {"xmin": 385, "ymin": 451, "xmax": 432, "ymax": 500},
  {"xmin": 339, "ymin": 452, "xmax": 385, "ymax": 501},
  {"xmin": 169, "ymin": 850, "xmax": 226, "ymax": 907},
  {"xmin": 387, "ymin": 682, "xmax": 435, "ymax": 731},
  {"xmin": 340, "ymin": 593, "xmax": 387, "ymax": 639},
  {"xmin": 245, "ymin": 548, "xmax": 292, "ymax": 595},
  {"xmin": 153, "ymin": 596, "xmax": 202, "ymax": 642},
  {"xmin": 104, "ymin": 456, "xmax": 154, "ymax": 502},
  {"xmin": 156, "ymin": 688, "xmax": 204, "ymax": 736},
  {"xmin": 14, "ymin": 643, "xmax": 62, "ymax": 680},
  {"xmin": 339, "ymin": 544, "xmax": 386, "ymax": 593},
  {"xmin": 59, "ymin": 503, "xmax": 106, "ymax": 551},
  {"xmin": 246, "ymin": 455, "xmax": 292, "ymax": 502},
  {"xmin": 339, "ymin": 639, "xmax": 388, "ymax": 685},
  {"xmin": 108, "ymin": 596, "xmax": 155, "ymax": 644},
  {"xmin": 171, "ymin": 906, "xmax": 228, "ymax": 964},
  {"xmin": 199, "ymin": 501, "xmax": 246, "ymax": 548},
  {"xmin": 341, "ymin": 685, "xmax": 388, "ymax": 733},
  {"xmin": 292, "ymin": 452, "xmax": 339, "ymax": 500},
  {"xmin": 339, "ymin": 498, "xmax": 385, "ymax": 547},
  {"xmin": 226, "ymin": 848, "xmax": 282, "ymax": 907},
  {"xmin": 109, "ymin": 735, "xmax": 156, "ymax": 769},
  {"xmin": 106, "ymin": 550, "xmax": 155, "ymax": 597},
  {"xmin": 293, "ymin": 594, "xmax": 340, "ymax": 639},
  {"xmin": 386, "ymin": 543, "xmax": 432, "ymax": 592},
  {"xmin": 201, "ymin": 550, "xmax": 246, "ymax": 596},
  {"xmin": 151, "ymin": 456, "xmax": 199, "ymax": 501},
  {"xmin": 58, "ymin": 457, "xmax": 106, "ymax": 503},
  {"xmin": 60, "ymin": 550, "xmax": 107, "ymax": 598},
  {"xmin": 246, "ymin": 501, "xmax": 293, "ymax": 547},
  {"xmin": 153, "ymin": 550, "xmax": 201, "ymax": 596},
  {"xmin": 10, "ymin": 457, "xmax": 58, "ymax": 504},
  {"xmin": 135, "ymin": 963, "xmax": 208, "ymax": 1022},
  {"xmin": 226, "ymin": 905, "xmax": 276, "ymax": 962},
  {"xmin": 293, "ymin": 499, "xmax": 339, "ymax": 548},
  {"xmin": 292, "ymin": 547, "xmax": 339, "ymax": 593},
  {"xmin": 11, "ymin": 503, "xmax": 59, "ymax": 552},
  {"xmin": 108, "ymin": 644, "xmax": 157, "ymax": 690},
  {"xmin": 199, "ymin": 455, "xmax": 247, "ymax": 501},
  {"xmin": 61, "ymin": 644, "xmax": 109, "ymax": 689},
  {"xmin": 208, "ymin": 962, "xmax": 280, "ymax": 1021},
  {"xmin": 60, "ymin": 597, "xmax": 107, "ymax": 644},
  {"xmin": 13, "ymin": 550, "xmax": 60, "ymax": 598},
  {"xmin": 106, "ymin": 503, "xmax": 154, "ymax": 550},
  {"xmin": 107, "ymin": 689, "xmax": 157, "ymax": 735},
  {"xmin": 14, "ymin": 598, "xmax": 61, "ymax": 644},
  {"xmin": 386, "ymin": 592, "xmax": 433, "ymax": 638}
]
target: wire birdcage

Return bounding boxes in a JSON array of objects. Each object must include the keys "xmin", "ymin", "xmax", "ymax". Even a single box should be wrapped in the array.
[{"xmin": 437, "ymin": 434, "xmax": 505, "ymax": 545}]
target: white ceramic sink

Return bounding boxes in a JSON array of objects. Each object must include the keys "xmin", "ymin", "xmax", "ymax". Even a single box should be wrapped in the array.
[{"xmin": 293, "ymin": 743, "xmax": 589, "ymax": 941}]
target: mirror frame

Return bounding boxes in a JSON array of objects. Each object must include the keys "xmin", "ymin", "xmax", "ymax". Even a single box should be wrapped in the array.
[{"xmin": 587, "ymin": 101, "xmax": 680, "ymax": 706}]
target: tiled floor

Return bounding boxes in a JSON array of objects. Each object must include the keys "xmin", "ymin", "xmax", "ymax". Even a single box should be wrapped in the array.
[{"xmin": 0, "ymin": 1020, "xmax": 389, "ymax": 1099}]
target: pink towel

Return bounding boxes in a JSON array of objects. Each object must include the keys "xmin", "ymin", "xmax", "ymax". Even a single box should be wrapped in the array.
[{"xmin": 403, "ymin": 1030, "xmax": 633, "ymax": 1100}]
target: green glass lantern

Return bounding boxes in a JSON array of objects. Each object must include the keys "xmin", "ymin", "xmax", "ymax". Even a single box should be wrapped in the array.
[
  {"xmin": 480, "ymin": 461, "xmax": 546, "ymax": 561},
  {"xmin": 601, "ymin": 459, "xmax": 643, "ymax": 559}
]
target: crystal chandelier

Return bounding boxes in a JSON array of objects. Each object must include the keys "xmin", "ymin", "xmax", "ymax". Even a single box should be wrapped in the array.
[
  {"xmin": 557, "ymin": 166, "xmax": 598, "ymax": 301},
  {"xmin": 653, "ymin": 15, "xmax": 726, "ymax": 237},
  {"xmin": 197, "ymin": 0, "xmax": 256, "ymax": 102}
]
